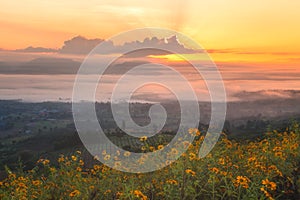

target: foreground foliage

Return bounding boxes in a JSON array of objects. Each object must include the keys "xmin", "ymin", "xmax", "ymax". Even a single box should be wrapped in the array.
[{"xmin": 0, "ymin": 123, "xmax": 300, "ymax": 200}]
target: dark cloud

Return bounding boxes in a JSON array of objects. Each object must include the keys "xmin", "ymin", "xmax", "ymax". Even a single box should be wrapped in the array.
[
  {"xmin": 112, "ymin": 35, "xmax": 198, "ymax": 54},
  {"xmin": 5, "ymin": 35, "xmax": 193, "ymax": 56},
  {"xmin": 59, "ymin": 36, "xmax": 107, "ymax": 55},
  {"xmin": 7, "ymin": 35, "xmax": 201, "ymax": 56},
  {"xmin": 15, "ymin": 46, "xmax": 58, "ymax": 53},
  {"xmin": 58, "ymin": 35, "xmax": 200, "ymax": 55}
]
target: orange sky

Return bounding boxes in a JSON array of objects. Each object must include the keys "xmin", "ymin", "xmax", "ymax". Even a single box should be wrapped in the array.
[{"xmin": 1, "ymin": 0, "xmax": 300, "ymax": 64}]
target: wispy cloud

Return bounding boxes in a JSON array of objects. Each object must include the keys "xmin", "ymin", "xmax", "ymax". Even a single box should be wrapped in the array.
[{"xmin": 207, "ymin": 48, "xmax": 300, "ymax": 56}]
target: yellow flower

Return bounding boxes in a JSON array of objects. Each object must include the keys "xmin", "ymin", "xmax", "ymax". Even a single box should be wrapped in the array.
[
  {"xmin": 171, "ymin": 148, "xmax": 178, "ymax": 155},
  {"xmin": 93, "ymin": 165, "xmax": 101, "ymax": 171},
  {"xmin": 43, "ymin": 159, "xmax": 50, "ymax": 165},
  {"xmin": 260, "ymin": 187, "xmax": 266, "ymax": 192},
  {"xmin": 79, "ymin": 160, "xmax": 84, "ymax": 166},
  {"xmin": 50, "ymin": 167, "xmax": 56, "ymax": 173},
  {"xmin": 220, "ymin": 171, "xmax": 228, "ymax": 176},
  {"xmin": 76, "ymin": 150, "xmax": 81, "ymax": 155},
  {"xmin": 233, "ymin": 164, "xmax": 239, "ymax": 169},
  {"xmin": 290, "ymin": 143, "xmax": 299, "ymax": 150},
  {"xmin": 188, "ymin": 128, "xmax": 201, "ymax": 136},
  {"xmin": 157, "ymin": 145, "xmax": 164, "ymax": 150},
  {"xmin": 274, "ymin": 151, "xmax": 283, "ymax": 157},
  {"xmin": 272, "ymin": 146, "xmax": 282, "ymax": 151},
  {"xmin": 116, "ymin": 191, "xmax": 123, "ymax": 197},
  {"xmin": 104, "ymin": 154, "xmax": 111, "ymax": 160},
  {"xmin": 89, "ymin": 185, "xmax": 95, "ymax": 190},
  {"xmin": 69, "ymin": 190, "xmax": 80, "ymax": 197},
  {"xmin": 268, "ymin": 165, "xmax": 277, "ymax": 171},
  {"xmin": 76, "ymin": 167, "xmax": 82, "ymax": 172},
  {"xmin": 183, "ymin": 141, "xmax": 190, "ymax": 148},
  {"xmin": 210, "ymin": 167, "xmax": 219, "ymax": 174},
  {"xmin": 18, "ymin": 176, "xmax": 26, "ymax": 181},
  {"xmin": 71, "ymin": 156, "xmax": 77, "ymax": 161},
  {"xmin": 218, "ymin": 158, "xmax": 225, "ymax": 165},
  {"xmin": 32, "ymin": 180, "xmax": 41, "ymax": 186},
  {"xmin": 269, "ymin": 182, "xmax": 277, "ymax": 191},
  {"xmin": 58, "ymin": 156, "xmax": 65, "ymax": 163},
  {"xmin": 90, "ymin": 169, "xmax": 96, "ymax": 175},
  {"xmin": 247, "ymin": 156, "xmax": 256, "ymax": 163},
  {"xmin": 234, "ymin": 176, "xmax": 250, "ymax": 189},
  {"xmin": 260, "ymin": 187, "xmax": 274, "ymax": 199},
  {"xmin": 138, "ymin": 157, "xmax": 145, "ymax": 165},
  {"xmin": 149, "ymin": 146, "xmax": 155, "ymax": 151},
  {"xmin": 166, "ymin": 179, "xmax": 178, "ymax": 185},
  {"xmin": 37, "ymin": 159, "xmax": 50, "ymax": 165},
  {"xmin": 262, "ymin": 179, "xmax": 276, "ymax": 191},
  {"xmin": 104, "ymin": 189, "xmax": 111, "ymax": 194},
  {"xmin": 65, "ymin": 161, "xmax": 71, "ymax": 166},
  {"xmin": 185, "ymin": 169, "xmax": 196, "ymax": 176},
  {"xmin": 8, "ymin": 173, "xmax": 16, "ymax": 179},
  {"xmin": 188, "ymin": 128, "xmax": 196, "ymax": 135},
  {"xmin": 140, "ymin": 136, "xmax": 148, "ymax": 142},
  {"xmin": 18, "ymin": 182, "xmax": 27, "ymax": 188},
  {"xmin": 114, "ymin": 161, "xmax": 122, "ymax": 168},
  {"xmin": 165, "ymin": 160, "xmax": 172, "ymax": 165},
  {"xmin": 141, "ymin": 146, "xmax": 146, "ymax": 151},
  {"xmin": 124, "ymin": 151, "xmax": 131, "ymax": 157},
  {"xmin": 223, "ymin": 139, "xmax": 232, "ymax": 148},
  {"xmin": 189, "ymin": 153, "xmax": 197, "ymax": 161},
  {"xmin": 133, "ymin": 190, "xmax": 147, "ymax": 200}
]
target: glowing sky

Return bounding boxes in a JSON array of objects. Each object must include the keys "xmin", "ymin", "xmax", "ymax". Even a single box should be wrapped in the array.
[
  {"xmin": 0, "ymin": 1, "xmax": 300, "ymax": 102},
  {"xmin": 1, "ymin": 0, "xmax": 300, "ymax": 64}
]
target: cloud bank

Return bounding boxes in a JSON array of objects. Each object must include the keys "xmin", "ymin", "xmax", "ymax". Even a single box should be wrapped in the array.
[{"xmin": 11, "ymin": 35, "xmax": 200, "ymax": 55}]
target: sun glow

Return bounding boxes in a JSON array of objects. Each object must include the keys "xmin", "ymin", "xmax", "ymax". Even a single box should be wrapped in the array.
[
  {"xmin": 0, "ymin": 0, "xmax": 299, "ymax": 66},
  {"xmin": 149, "ymin": 53, "xmax": 211, "ymax": 62}
]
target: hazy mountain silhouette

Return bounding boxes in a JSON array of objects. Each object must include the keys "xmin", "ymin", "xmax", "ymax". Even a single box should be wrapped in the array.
[{"xmin": 0, "ymin": 57, "xmax": 80, "ymax": 75}]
